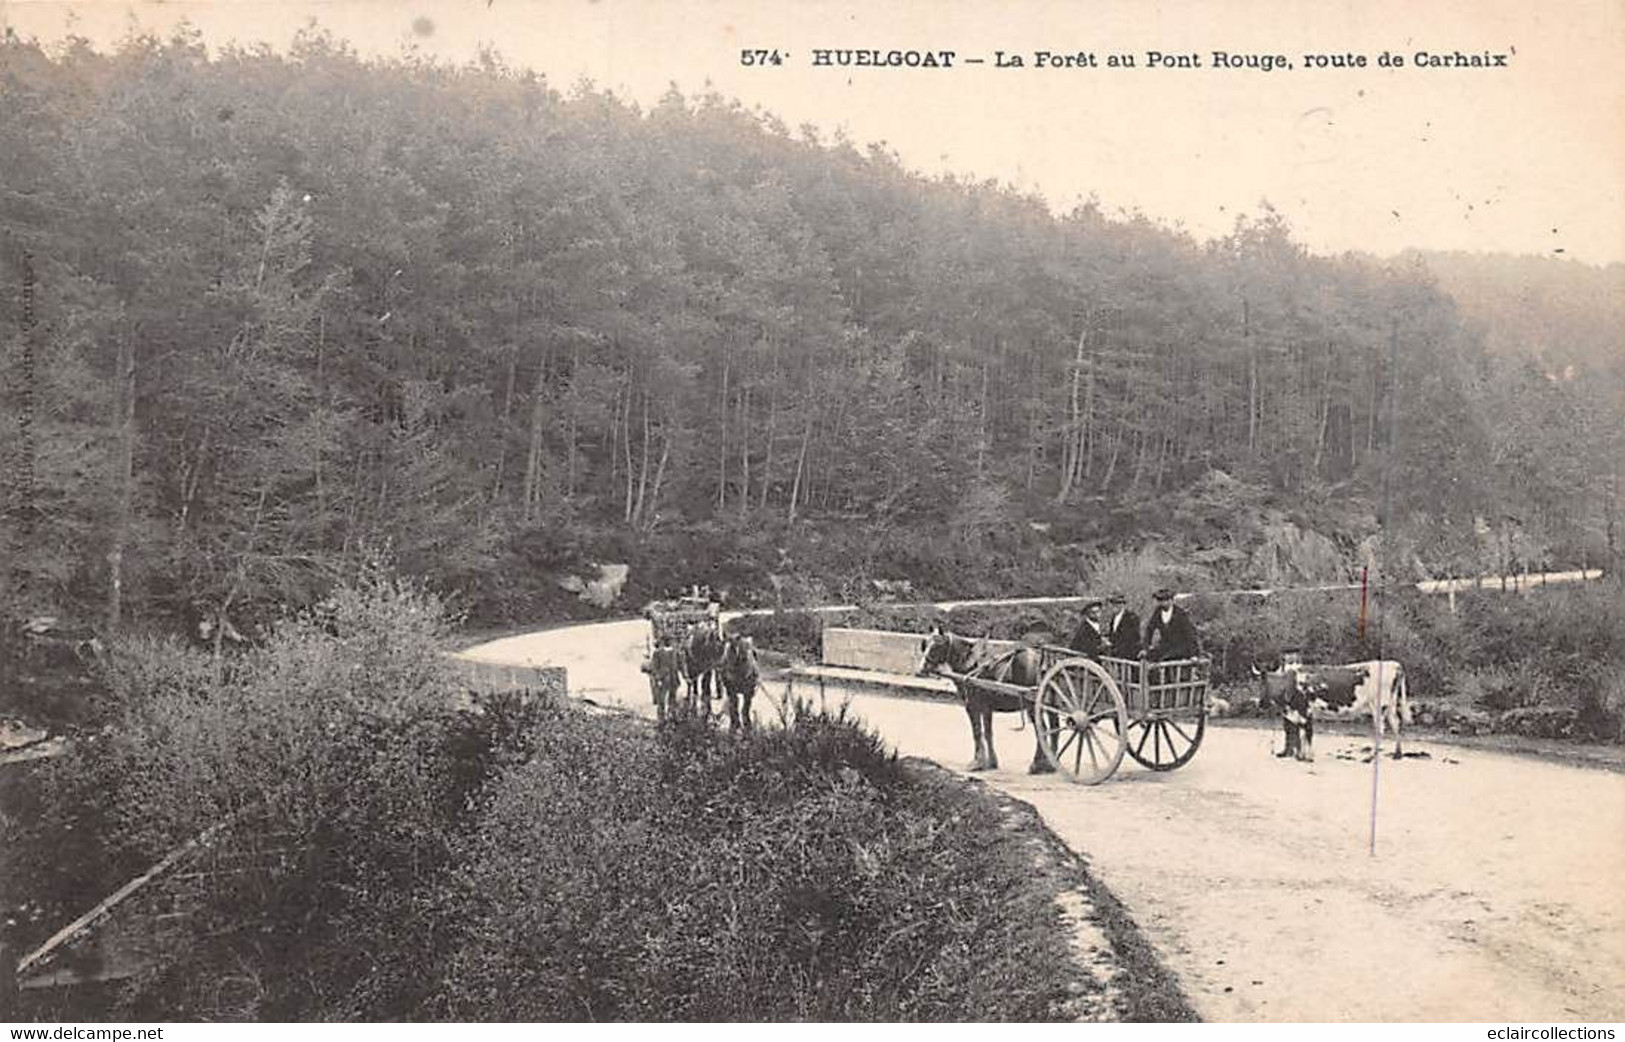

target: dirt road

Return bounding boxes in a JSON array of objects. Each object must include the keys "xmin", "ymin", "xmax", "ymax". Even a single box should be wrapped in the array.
[{"xmin": 461, "ymin": 620, "xmax": 1625, "ymax": 1022}]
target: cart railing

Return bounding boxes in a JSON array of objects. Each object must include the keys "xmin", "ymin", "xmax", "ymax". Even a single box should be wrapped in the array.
[
  {"xmin": 644, "ymin": 598, "xmax": 720, "ymax": 646},
  {"xmin": 1099, "ymin": 655, "xmax": 1209, "ymax": 716}
]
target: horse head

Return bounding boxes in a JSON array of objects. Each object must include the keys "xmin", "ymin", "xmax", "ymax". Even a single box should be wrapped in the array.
[
  {"xmin": 919, "ymin": 625, "xmax": 974, "ymax": 676},
  {"xmin": 685, "ymin": 623, "xmax": 724, "ymax": 670},
  {"xmin": 720, "ymin": 632, "xmax": 755, "ymax": 669}
]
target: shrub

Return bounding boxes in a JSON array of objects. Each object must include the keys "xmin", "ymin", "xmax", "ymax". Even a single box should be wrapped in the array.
[
  {"xmin": 1576, "ymin": 672, "xmax": 1625, "ymax": 742},
  {"xmin": 725, "ymin": 610, "xmax": 825, "ymax": 661},
  {"xmin": 1495, "ymin": 706, "xmax": 1578, "ymax": 740},
  {"xmin": 435, "ymin": 704, "xmax": 1079, "ymax": 1021},
  {"xmin": 12, "ymin": 565, "xmax": 557, "ymax": 1020}
]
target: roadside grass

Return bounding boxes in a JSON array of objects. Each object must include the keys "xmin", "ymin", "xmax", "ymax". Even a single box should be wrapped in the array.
[
  {"xmin": 1075, "ymin": 859, "xmax": 1203, "ymax": 1022},
  {"xmin": 436, "ymin": 703, "xmax": 1121, "ymax": 1021},
  {"xmin": 906, "ymin": 759, "xmax": 1202, "ymax": 1023}
]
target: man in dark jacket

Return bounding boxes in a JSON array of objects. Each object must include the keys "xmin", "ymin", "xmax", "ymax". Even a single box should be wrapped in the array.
[
  {"xmin": 1105, "ymin": 591, "xmax": 1141, "ymax": 658},
  {"xmin": 1142, "ymin": 588, "xmax": 1200, "ymax": 661},
  {"xmin": 1067, "ymin": 600, "xmax": 1108, "ymax": 659}
]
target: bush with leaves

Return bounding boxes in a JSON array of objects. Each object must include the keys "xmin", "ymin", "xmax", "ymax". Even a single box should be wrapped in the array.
[
  {"xmin": 9, "ymin": 565, "xmax": 556, "ymax": 1019},
  {"xmin": 724, "ymin": 610, "xmax": 827, "ymax": 662},
  {"xmin": 435, "ymin": 703, "xmax": 1081, "ymax": 1021}
]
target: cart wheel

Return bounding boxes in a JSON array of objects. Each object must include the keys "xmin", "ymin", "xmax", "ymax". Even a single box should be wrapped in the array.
[
  {"xmin": 1035, "ymin": 658, "xmax": 1128, "ymax": 784},
  {"xmin": 1125, "ymin": 711, "xmax": 1206, "ymax": 771}
]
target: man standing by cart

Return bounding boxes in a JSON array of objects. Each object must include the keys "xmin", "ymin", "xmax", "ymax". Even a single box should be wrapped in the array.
[{"xmin": 642, "ymin": 635, "xmax": 683, "ymax": 722}]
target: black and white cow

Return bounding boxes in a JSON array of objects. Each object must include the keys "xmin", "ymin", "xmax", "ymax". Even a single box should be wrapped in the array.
[{"xmin": 1253, "ymin": 656, "xmax": 1411, "ymax": 761}]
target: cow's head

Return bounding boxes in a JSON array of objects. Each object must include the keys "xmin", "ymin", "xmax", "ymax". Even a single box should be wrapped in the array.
[{"xmin": 1251, "ymin": 657, "xmax": 1295, "ymax": 711}]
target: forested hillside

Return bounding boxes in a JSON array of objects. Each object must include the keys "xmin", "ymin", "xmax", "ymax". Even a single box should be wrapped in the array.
[{"xmin": 2, "ymin": 30, "xmax": 1620, "ymax": 639}]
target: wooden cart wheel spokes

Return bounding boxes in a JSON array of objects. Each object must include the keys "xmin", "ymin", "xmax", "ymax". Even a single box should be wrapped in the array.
[
  {"xmin": 1035, "ymin": 657, "xmax": 1128, "ymax": 784},
  {"xmin": 1125, "ymin": 711, "xmax": 1207, "ymax": 771}
]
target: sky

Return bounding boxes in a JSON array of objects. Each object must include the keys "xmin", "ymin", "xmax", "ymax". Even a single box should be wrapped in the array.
[{"xmin": 3, "ymin": 0, "xmax": 1623, "ymax": 266}]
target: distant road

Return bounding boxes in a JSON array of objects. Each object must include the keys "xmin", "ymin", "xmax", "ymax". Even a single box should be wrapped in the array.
[{"xmin": 715, "ymin": 567, "xmax": 1607, "ymax": 620}]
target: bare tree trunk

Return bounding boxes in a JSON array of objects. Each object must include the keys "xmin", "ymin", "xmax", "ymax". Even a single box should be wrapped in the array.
[
  {"xmin": 14, "ymin": 250, "xmax": 38, "ymax": 541},
  {"xmin": 820, "ymin": 394, "xmax": 850, "ymax": 511},
  {"xmin": 608, "ymin": 379, "xmax": 621, "ymax": 485},
  {"xmin": 632, "ymin": 389, "xmax": 652, "ymax": 526},
  {"xmin": 1367, "ymin": 364, "xmax": 1380, "ymax": 454},
  {"xmin": 1025, "ymin": 350, "xmax": 1041, "ymax": 490},
  {"xmin": 717, "ymin": 350, "xmax": 730, "ymax": 511},
  {"xmin": 788, "ymin": 412, "xmax": 813, "ymax": 522},
  {"xmin": 491, "ymin": 350, "xmax": 517, "ymax": 500},
  {"xmin": 1607, "ymin": 460, "xmax": 1621, "ymax": 582},
  {"xmin": 622, "ymin": 380, "xmax": 636, "ymax": 524},
  {"xmin": 1101, "ymin": 411, "xmax": 1128, "ymax": 488},
  {"xmin": 1312, "ymin": 347, "xmax": 1333, "ymax": 476},
  {"xmin": 977, "ymin": 358, "xmax": 990, "ymax": 475},
  {"xmin": 1245, "ymin": 297, "xmax": 1257, "ymax": 457},
  {"xmin": 759, "ymin": 383, "xmax": 778, "ymax": 511},
  {"xmin": 177, "ymin": 429, "xmax": 210, "ymax": 533},
  {"xmin": 1056, "ymin": 323, "xmax": 1086, "ymax": 503},
  {"xmin": 565, "ymin": 343, "xmax": 580, "ymax": 500},
  {"xmin": 521, "ymin": 365, "xmax": 547, "ymax": 524},
  {"xmin": 1081, "ymin": 330, "xmax": 1097, "ymax": 480},
  {"xmin": 313, "ymin": 314, "xmax": 326, "ymax": 521},
  {"xmin": 738, "ymin": 386, "xmax": 751, "ymax": 520},
  {"xmin": 212, "ymin": 487, "xmax": 268, "ymax": 686},
  {"xmin": 108, "ymin": 325, "xmax": 137, "ymax": 631},
  {"xmin": 644, "ymin": 427, "xmax": 670, "ymax": 532}
]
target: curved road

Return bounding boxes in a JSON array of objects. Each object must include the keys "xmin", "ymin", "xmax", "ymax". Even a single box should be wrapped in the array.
[{"xmin": 462, "ymin": 618, "xmax": 1625, "ymax": 1022}]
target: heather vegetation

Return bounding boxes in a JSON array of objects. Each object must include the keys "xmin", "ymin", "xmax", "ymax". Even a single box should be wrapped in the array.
[{"xmin": 3, "ymin": 573, "xmax": 1110, "ymax": 1021}]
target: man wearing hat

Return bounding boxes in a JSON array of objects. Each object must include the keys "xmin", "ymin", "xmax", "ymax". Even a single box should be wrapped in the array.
[
  {"xmin": 1067, "ymin": 600, "xmax": 1108, "ymax": 660},
  {"xmin": 1105, "ymin": 591, "xmax": 1141, "ymax": 659},
  {"xmin": 1142, "ymin": 587, "xmax": 1200, "ymax": 661}
]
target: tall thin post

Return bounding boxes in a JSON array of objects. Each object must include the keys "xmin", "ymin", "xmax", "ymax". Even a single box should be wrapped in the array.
[{"xmin": 1369, "ymin": 315, "xmax": 1403, "ymax": 856}]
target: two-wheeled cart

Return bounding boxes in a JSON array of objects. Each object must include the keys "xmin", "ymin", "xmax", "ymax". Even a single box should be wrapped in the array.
[{"xmin": 940, "ymin": 646, "xmax": 1211, "ymax": 784}]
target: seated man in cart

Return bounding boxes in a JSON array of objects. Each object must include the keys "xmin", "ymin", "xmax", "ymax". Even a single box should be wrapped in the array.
[
  {"xmin": 1143, "ymin": 587, "xmax": 1202, "ymax": 686},
  {"xmin": 1066, "ymin": 600, "xmax": 1108, "ymax": 660},
  {"xmin": 1105, "ymin": 591, "xmax": 1142, "ymax": 658}
]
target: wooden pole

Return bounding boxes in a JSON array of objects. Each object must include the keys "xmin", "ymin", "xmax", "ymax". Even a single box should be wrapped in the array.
[
  {"xmin": 1368, "ymin": 315, "xmax": 1403, "ymax": 856},
  {"xmin": 1358, "ymin": 566, "xmax": 1369, "ymax": 641}
]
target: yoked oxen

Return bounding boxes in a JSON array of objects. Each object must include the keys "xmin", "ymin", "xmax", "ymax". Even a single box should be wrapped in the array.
[{"xmin": 1253, "ymin": 656, "xmax": 1412, "ymax": 762}]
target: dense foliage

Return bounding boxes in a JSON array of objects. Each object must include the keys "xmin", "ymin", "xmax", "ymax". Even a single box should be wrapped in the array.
[
  {"xmin": 436, "ymin": 706, "xmax": 1087, "ymax": 1021},
  {"xmin": 1, "ymin": 30, "xmax": 1619, "ymax": 653},
  {"xmin": 4, "ymin": 572, "xmax": 1097, "ymax": 1020}
]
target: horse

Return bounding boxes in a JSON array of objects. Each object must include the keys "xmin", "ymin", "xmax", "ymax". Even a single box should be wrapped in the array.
[
  {"xmin": 717, "ymin": 632, "xmax": 761, "ymax": 732},
  {"xmin": 681, "ymin": 622, "xmax": 725, "ymax": 718},
  {"xmin": 918, "ymin": 626, "xmax": 1053, "ymax": 774}
]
